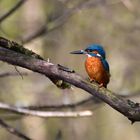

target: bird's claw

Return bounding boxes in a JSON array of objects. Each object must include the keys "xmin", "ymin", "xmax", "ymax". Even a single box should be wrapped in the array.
[{"xmin": 89, "ymin": 78, "xmax": 96, "ymax": 83}]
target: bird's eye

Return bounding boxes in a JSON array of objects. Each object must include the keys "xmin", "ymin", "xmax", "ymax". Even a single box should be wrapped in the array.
[{"xmin": 92, "ymin": 51, "xmax": 98, "ymax": 54}]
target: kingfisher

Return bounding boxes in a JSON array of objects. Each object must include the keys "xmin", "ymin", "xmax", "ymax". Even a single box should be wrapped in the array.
[{"xmin": 70, "ymin": 44, "xmax": 110, "ymax": 88}]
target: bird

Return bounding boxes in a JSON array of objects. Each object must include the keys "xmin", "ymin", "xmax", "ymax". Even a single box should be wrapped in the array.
[{"xmin": 70, "ymin": 44, "xmax": 110, "ymax": 88}]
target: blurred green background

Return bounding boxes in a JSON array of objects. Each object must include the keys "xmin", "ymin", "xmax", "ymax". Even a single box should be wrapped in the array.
[{"xmin": 0, "ymin": 0, "xmax": 140, "ymax": 140}]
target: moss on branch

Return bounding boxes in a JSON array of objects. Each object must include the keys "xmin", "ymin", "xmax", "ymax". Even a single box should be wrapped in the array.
[
  {"xmin": 0, "ymin": 37, "xmax": 43, "ymax": 60},
  {"xmin": 0, "ymin": 36, "xmax": 71, "ymax": 89}
]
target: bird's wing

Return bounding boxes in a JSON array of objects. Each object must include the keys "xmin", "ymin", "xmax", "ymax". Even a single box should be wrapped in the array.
[{"xmin": 101, "ymin": 59, "xmax": 110, "ymax": 73}]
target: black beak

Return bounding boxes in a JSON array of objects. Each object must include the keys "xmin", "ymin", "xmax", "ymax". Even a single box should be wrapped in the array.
[{"xmin": 70, "ymin": 50, "xmax": 86, "ymax": 54}]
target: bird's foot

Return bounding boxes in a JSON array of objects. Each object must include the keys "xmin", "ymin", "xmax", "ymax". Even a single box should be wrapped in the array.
[{"xmin": 88, "ymin": 78, "xmax": 105, "ymax": 88}]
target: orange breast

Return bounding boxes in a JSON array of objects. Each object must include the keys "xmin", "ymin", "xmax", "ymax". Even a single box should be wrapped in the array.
[{"xmin": 85, "ymin": 57, "xmax": 110, "ymax": 87}]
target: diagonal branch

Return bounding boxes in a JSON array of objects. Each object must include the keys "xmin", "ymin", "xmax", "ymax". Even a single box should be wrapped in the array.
[
  {"xmin": 0, "ymin": 118, "xmax": 32, "ymax": 140},
  {"xmin": 0, "ymin": 0, "xmax": 27, "ymax": 23},
  {"xmin": 0, "ymin": 36, "xmax": 71, "ymax": 89},
  {"xmin": 21, "ymin": 0, "xmax": 102, "ymax": 43},
  {"xmin": 0, "ymin": 45, "xmax": 139, "ymax": 123}
]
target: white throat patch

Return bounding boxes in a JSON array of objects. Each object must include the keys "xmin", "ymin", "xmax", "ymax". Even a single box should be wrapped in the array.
[
  {"xmin": 86, "ymin": 53, "xmax": 102, "ymax": 58},
  {"xmin": 96, "ymin": 53, "xmax": 102, "ymax": 57},
  {"xmin": 86, "ymin": 54, "xmax": 92, "ymax": 57}
]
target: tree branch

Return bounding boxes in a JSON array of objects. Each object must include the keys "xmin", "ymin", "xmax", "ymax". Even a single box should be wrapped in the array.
[
  {"xmin": 0, "ymin": 118, "xmax": 32, "ymax": 140},
  {"xmin": 21, "ymin": 0, "xmax": 102, "ymax": 43},
  {"xmin": 1, "ymin": 91, "xmax": 137, "ymax": 112},
  {"xmin": 24, "ymin": 96, "xmax": 101, "ymax": 110},
  {"xmin": 0, "ymin": 0, "xmax": 27, "ymax": 23},
  {"xmin": 17, "ymin": 91, "xmax": 140, "ymax": 111},
  {"xmin": 0, "ymin": 36, "xmax": 71, "ymax": 89},
  {"xmin": 0, "ymin": 102, "xmax": 92, "ymax": 118},
  {"xmin": 0, "ymin": 43, "xmax": 139, "ymax": 123}
]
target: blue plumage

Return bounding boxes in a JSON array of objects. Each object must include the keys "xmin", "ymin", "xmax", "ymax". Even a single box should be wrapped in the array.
[
  {"xmin": 85, "ymin": 44, "xmax": 109, "ymax": 72},
  {"xmin": 101, "ymin": 59, "xmax": 110, "ymax": 72},
  {"xmin": 85, "ymin": 44, "xmax": 106, "ymax": 59},
  {"xmin": 70, "ymin": 44, "xmax": 110, "ymax": 87}
]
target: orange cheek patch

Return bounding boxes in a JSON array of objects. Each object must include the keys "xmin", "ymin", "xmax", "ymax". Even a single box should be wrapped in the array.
[{"xmin": 92, "ymin": 51, "xmax": 98, "ymax": 54}]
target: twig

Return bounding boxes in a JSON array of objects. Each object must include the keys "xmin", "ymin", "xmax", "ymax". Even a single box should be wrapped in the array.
[
  {"xmin": 21, "ymin": 0, "xmax": 101, "ymax": 43},
  {"xmin": 0, "ymin": 118, "xmax": 32, "ymax": 140},
  {"xmin": 21, "ymin": 0, "xmax": 136, "ymax": 44},
  {"xmin": 0, "ymin": 0, "xmax": 27, "ymax": 22},
  {"xmin": 23, "ymin": 96, "xmax": 101, "ymax": 110},
  {"xmin": 0, "ymin": 72, "xmax": 28, "ymax": 78},
  {"xmin": 14, "ymin": 66, "xmax": 24, "ymax": 79},
  {"xmin": 0, "ymin": 102, "xmax": 92, "ymax": 118}
]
